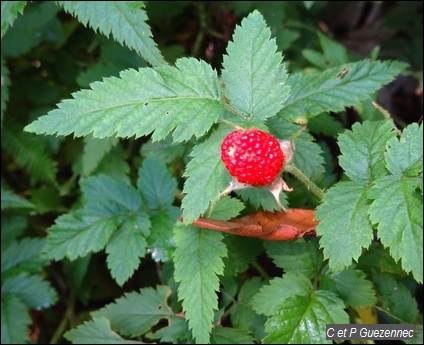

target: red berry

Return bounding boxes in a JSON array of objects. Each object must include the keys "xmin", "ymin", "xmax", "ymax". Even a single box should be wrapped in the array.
[{"xmin": 220, "ymin": 128, "xmax": 284, "ymax": 187}]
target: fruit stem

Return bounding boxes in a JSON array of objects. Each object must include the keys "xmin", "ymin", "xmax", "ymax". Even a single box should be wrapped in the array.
[{"xmin": 284, "ymin": 164, "xmax": 325, "ymax": 200}]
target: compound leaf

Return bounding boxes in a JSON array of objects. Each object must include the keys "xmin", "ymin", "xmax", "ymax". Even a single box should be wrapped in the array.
[
  {"xmin": 25, "ymin": 58, "xmax": 223, "ymax": 143},
  {"xmin": 64, "ymin": 317, "xmax": 142, "ymax": 344},
  {"xmin": 222, "ymin": 10, "xmax": 290, "ymax": 121},
  {"xmin": 173, "ymin": 223, "xmax": 227, "ymax": 344},
  {"xmin": 338, "ymin": 120, "xmax": 396, "ymax": 182},
  {"xmin": 57, "ymin": 1, "xmax": 165, "ymax": 66},
  {"xmin": 92, "ymin": 285, "xmax": 176, "ymax": 337},
  {"xmin": 315, "ymin": 181, "xmax": 373, "ymax": 272},
  {"xmin": 279, "ymin": 60, "xmax": 408, "ymax": 123},
  {"xmin": 263, "ymin": 290, "xmax": 349, "ymax": 344},
  {"xmin": 368, "ymin": 175, "xmax": 423, "ymax": 283}
]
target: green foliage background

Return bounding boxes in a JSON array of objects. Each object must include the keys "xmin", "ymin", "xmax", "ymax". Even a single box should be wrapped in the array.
[{"xmin": 1, "ymin": 1, "xmax": 422, "ymax": 344}]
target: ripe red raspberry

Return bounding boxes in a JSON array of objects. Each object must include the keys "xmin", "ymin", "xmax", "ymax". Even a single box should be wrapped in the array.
[{"xmin": 220, "ymin": 128, "xmax": 284, "ymax": 187}]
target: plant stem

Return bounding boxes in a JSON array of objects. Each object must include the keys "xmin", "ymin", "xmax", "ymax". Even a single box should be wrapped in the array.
[
  {"xmin": 49, "ymin": 291, "xmax": 75, "ymax": 344},
  {"xmin": 252, "ymin": 260, "xmax": 271, "ymax": 280},
  {"xmin": 284, "ymin": 164, "xmax": 325, "ymax": 200}
]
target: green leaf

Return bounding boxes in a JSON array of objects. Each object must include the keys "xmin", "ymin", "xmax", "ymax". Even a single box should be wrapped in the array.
[
  {"xmin": 252, "ymin": 272, "xmax": 313, "ymax": 316},
  {"xmin": 46, "ymin": 175, "xmax": 145, "ymax": 262},
  {"xmin": 357, "ymin": 243, "xmax": 406, "ymax": 276},
  {"xmin": 46, "ymin": 211, "xmax": 117, "ymax": 261},
  {"xmin": 82, "ymin": 136, "xmax": 119, "ymax": 176},
  {"xmin": 146, "ymin": 316, "xmax": 191, "ymax": 343},
  {"xmin": 1, "ymin": 215, "xmax": 27, "ymax": 247},
  {"xmin": 1, "ymin": 294, "xmax": 31, "ymax": 344},
  {"xmin": 317, "ymin": 31, "xmax": 349, "ymax": 67},
  {"xmin": 147, "ymin": 210, "xmax": 178, "ymax": 262},
  {"xmin": 279, "ymin": 60, "xmax": 408, "ymax": 123},
  {"xmin": 316, "ymin": 181, "xmax": 373, "ymax": 272},
  {"xmin": 211, "ymin": 327, "xmax": 255, "ymax": 344},
  {"xmin": 338, "ymin": 120, "xmax": 396, "ymax": 182},
  {"xmin": 105, "ymin": 214, "xmax": 150, "ymax": 286},
  {"xmin": 140, "ymin": 134, "xmax": 187, "ymax": 164},
  {"xmin": 373, "ymin": 272, "xmax": 418, "ymax": 323},
  {"xmin": 230, "ymin": 277, "xmax": 264, "ymax": 331},
  {"xmin": 263, "ymin": 290, "xmax": 349, "ymax": 344},
  {"xmin": 264, "ymin": 238, "xmax": 323, "ymax": 278},
  {"xmin": 1, "ymin": 1, "xmax": 27, "ymax": 36},
  {"xmin": 320, "ymin": 267, "xmax": 377, "ymax": 308},
  {"xmin": 368, "ymin": 175, "xmax": 423, "ymax": 283},
  {"xmin": 307, "ymin": 113, "xmax": 344, "ymax": 137},
  {"xmin": 1, "ymin": 237, "xmax": 45, "ymax": 274},
  {"xmin": 237, "ymin": 187, "xmax": 288, "ymax": 212},
  {"xmin": 223, "ymin": 236, "xmax": 263, "ymax": 276},
  {"xmin": 405, "ymin": 324, "xmax": 423, "ymax": 345},
  {"xmin": 57, "ymin": 1, "xmax": 165, "ymax": 66},
  {"xmin": 173, "ymin": 223, "xmax": 227, "ymax": 344},
  {"xmin": 1, "ymin": 188, "xmax": 34, "ymax": 210},
  {"xmin": 138, "ymin": 156, "xmax": 177, "ymax": 210},
  {"xmin": 182, "ymin": 126, "xmax": 232, "ymax": 223},
  {"xmin": 268, "ymin": 118, "xmax": 325, "ymax": 182},
  {"xmin": 92, "ymin": 285, "xmax": 176, "ymax": 337},
  {"xmin": 2, "ymin": 274, "xmax": 58, "ymax": 310},
  {"xmin": 208, "ymin": 196, "xmax": 245, "ymax": 221},
  {"xmin": 25, "ymin": 58, "xmax": 223, "ymax": 142},
  {"xmin": 222, "ymin": 10, "xmax": 290, "ymax": 121},
  {"xmin": 1, "ymin": 122, "xmax": 58, "ymax": 186},
  {"xmin": 64, "ymin": 317, "xmax": 142, "ymax": 344},
  {"xmin": 385, "ymin": 123, "xmax": 423, "ymax": 177},
  {"xmin": 1, "ymin": 57, "xmax": 10, "ymax": 125},
  {"xmin": 1, "ymin": 1, "xmax": 61, "ymax": 58},
  {"xmin": 92, "ymin": 145, "xmax": 131, "ymax": 184}
]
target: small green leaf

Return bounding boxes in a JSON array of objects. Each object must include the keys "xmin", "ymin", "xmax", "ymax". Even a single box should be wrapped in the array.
[
  {"xmin": 1, "ymin": 294, "xmax": 31, "ymax": 344},
  {"xmin": 208, "ymin": 196, "xmax": 245, "ymax": 221},
  {"xmin": 316, "ymin": 181, "xmax": 373, "ymax": 272},
  {"xmin": 1, "ymin": 1, "xmax": 27, "ymax": 36},
  {"xmin": 373, "ymin": 272, "xmax": 419, "ymax": 323},
  {"xmin": 82, "ymin": 136, "xmax": 119, "ymax": 176},
  {"xmin": 2, "ymin": 122, "xmax": 58, "ymax": 186},
  {"xmin": 1, "ymin": 188, "xmax": 34, "ymax": 210},
  {"xmin": 237, "ymin": 187, "xmax": 288, "ymax": 212},
  {"xmin": 182, "ymin": 126, "xmax": 232, "ymax": 223},
  {"xmin": 25, "ymin": 58, "xmax": 223, "ymax": 142},
  {"xmin": 46, "ymin": 211, "xmax": 117, "ymax": 261},
  {"xmin": 368, "ymin": 175, "xmax": 423, "ymax": 283},
  {"xmin": 1, "ymin": 215, "xmax": 27, "ymax": 247},
  {"xmin": 173, "ymin": 223, "xmax": 227, "ymax": 344},
  {"xmin": 146, "ymin": 317, "xmax": 190, "ymax": 343},
  {"xmin": 1, "ymin": 57, "xmax": 11, "ymax": 124},
  {"xmin": 320, "ymin": 267, "xmax": 377, "ymax": 308},
  {"xmin": 317, "ymin": 31, "xmax": 349, "ymax": 66},
  {"xmin": 105, "ymin": 214, "xmax": 150, "ymax": 286},
  {"xmin": 138, "ymin": 156, "xmax": 177, "ymax": 210},
  {"xmin": 263, "ymin": 290, "xmax": 349, "ymax": 344},
  {"xmin": 223, "ymin": 236, "xmax": 263, "ymax": 276},
  {"xmin": 222, "ymin": 10, "xmax": 290, "ymax": 121},
  {"xmin": 230, "ymin": 277, "xmax": 264, "ymax": 331},
  {"xmin": 265, "ymin": 238, "xmax": 323, "ymax": 278},
  {"xmin": 92, "ymin": 285, "xmax": 176, "ymax": 337},
  {"xmin": 1, "ymin": 237, "xmax": 45, "ymax": 274},
  {"xmin": 140, "ymin": 134, "xmax": 187, "ymax": 164},
  {"xmin": 147, "ymin": 209, "xmax": 178, "ymax": 262},
  {"xmin": 64, "ymin": 317, "xmax": 142, "ymax": 344},
  {"xmin": 357, "ymin": 243, "xmax": 406, "ymax": 276},
  {"xmin": 338, "ymin": 120, "xmax": 396, "ymax": 182},
  {"xmin": 252, "ymin": 272, "xmax": 313, "ymax": 316},
  {"xmin": 57, "ymin": 1, "xmax": 165, "ymax": 66},
  {"xmin": 385, "ymin": 123, "xmax": 423, "ymax": 177},
  {"xmin": 307, "ymin": 113, "xmax": 344, "ymax": 137},
  {"xmin": 2, "ymin": 274, "xmax": 58, "ymax": 310},
  {"xmin": 279, "ymin": 60, "xmax": 408, "ymax": 123},
  {"xmin": 268, "ymin": 118, "xmax": 325, "ymax": 182},
  {"xmin": 211, "ymin": 327, "xmax": 255, "ymax": 344}
]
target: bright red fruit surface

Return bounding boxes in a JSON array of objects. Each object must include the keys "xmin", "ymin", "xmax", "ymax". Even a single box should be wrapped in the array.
[{"xmin": 220, "ymin": 128, "xmax": 285, "ymax": 187}]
